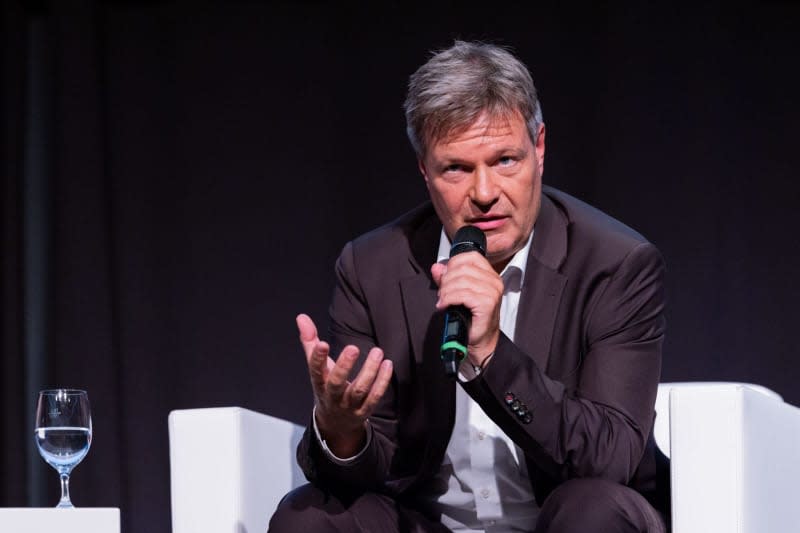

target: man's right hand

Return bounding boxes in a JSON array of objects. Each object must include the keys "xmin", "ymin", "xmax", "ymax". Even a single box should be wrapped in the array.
[{"xmin": 296, "ymin": 313, "xmax": 393, "ymax": 458}]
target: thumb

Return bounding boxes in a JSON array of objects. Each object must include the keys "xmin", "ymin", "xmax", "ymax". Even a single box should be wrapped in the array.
[
  {"xmin": 296, "ymin": 313, "xmax": 318, "ymax": 339},
  {"xmin": 430, "ymin": 262, "xmax": 446, "ymax": 286}
]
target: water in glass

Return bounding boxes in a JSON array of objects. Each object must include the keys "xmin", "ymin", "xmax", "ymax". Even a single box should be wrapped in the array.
[{"xmin": 34, "ymin": 389, "xmax": 92, "ymax": 508}]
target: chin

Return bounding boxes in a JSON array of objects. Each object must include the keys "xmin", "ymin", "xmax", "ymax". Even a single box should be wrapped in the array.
[{"xmin": 486, "ymin": 235, "xmax": 514, "ymax": 254}]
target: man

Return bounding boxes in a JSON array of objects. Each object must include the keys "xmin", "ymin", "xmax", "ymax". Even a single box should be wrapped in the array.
[{"xmin": 270, "ymin": 41, "xmax": 668, "ymax": 532}]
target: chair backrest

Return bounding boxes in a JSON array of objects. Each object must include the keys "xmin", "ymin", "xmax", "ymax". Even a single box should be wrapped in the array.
[
  {"xmin": 169, "ymin": 407, "xmax": 305, "ymax": 533},
  {"xmin": 657, "ymin": 382, "xmax": 800, "ymax": 533},
  {"xmin": 653, "ymin": 382, "xmax": 781, "ymax": 458}
]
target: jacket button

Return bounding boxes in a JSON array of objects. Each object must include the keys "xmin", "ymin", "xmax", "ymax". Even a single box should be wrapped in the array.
[{"xmin": 504, "ymin": 392, "xmax": 515, "ymax": 405}]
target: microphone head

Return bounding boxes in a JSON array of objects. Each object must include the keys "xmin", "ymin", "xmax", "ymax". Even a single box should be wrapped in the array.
[{"xmin": 450, "ymin": 225, "xmax": 487, "ymax": 257}]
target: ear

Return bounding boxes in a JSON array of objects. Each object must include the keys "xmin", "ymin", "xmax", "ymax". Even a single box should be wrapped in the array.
[
  {"xmin": 418, "ymin": 158, "xmax": 431, "ymax": 187},
  {"xmin": 535, "ymin": 124, "xmax": 546, "ymax": 167}
]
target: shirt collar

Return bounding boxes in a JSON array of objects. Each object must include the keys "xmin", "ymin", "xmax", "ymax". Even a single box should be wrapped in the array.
[{"xmin": 436, "ymin": 227, "xmax": 534, "ymax": 286}]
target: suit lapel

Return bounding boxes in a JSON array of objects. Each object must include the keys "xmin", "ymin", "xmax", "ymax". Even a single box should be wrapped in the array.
[
  {"xmin": 514, "ymin": 192, "xmax": 568, "ymax": 373},
  {"xmin": 399, "ymin": 270, "xmax": 452, "ymax": 442},
  {"xmin": 400, "ymin": 274, "xmax": 440, "ymax": 365},
  {"xmin": 399, "ymin": 210, "xmax": 455, "ymax": 482},
  {"xmin": 400, "ymin": 207, "xmax": 443, "ymax": 366}
]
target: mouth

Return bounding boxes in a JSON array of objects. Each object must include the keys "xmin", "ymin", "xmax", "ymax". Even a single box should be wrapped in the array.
[{"xmin": 467, "ymin": 216, "xmax": 508, "ymax": 231}]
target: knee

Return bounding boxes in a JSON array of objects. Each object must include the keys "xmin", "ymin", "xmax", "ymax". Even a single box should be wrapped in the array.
[
  {"xmin": 268, "ymin": 484, "xmax": 344, "ymax": 533},
  {"xmin": 536, "ymin": 479, "xmax": 640, "ymax": 533}
]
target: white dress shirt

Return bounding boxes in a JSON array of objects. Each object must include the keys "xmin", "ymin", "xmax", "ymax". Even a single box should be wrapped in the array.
[
  {"xmin": 312, "ymin": 228, "xmax": 539, "ymax": 532},
  {"xmin": 429, "ymin": 229, "xmax": 539, "ymax": 532}
]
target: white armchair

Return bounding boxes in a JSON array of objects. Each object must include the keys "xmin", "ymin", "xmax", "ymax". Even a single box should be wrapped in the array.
[
  {"xmin": 168, "ymin": 407, "xmax": 304, "ymax": 533},
  {"xmin": 654, "ymin": 383, "xmax": 800, "ymax": 533},
  {"xmin": 169, "ymin": 383, "xmax": 800, "ymax": 533}
]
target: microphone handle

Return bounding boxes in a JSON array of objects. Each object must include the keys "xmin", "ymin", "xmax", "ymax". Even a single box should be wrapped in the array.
[
  {"xmin": 441, "ymin": 304, "xmax": 470, "ymax": 378},
  {"xmin": 440, "ymin": 226, "xmax": 486, "ymax": 378}
]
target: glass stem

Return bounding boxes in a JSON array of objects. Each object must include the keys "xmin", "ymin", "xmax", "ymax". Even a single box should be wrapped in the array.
[{"xmin": 57, "ymin": 473, "xmax": 73, "ymax": 508}]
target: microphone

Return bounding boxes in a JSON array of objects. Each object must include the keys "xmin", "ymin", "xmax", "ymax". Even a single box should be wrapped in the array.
[{"xmin": 440, "ymin": 225, "xmax": 487, "ymax": 378}]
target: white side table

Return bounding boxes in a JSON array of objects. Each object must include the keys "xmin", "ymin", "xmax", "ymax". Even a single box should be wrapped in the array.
[{"xmin": 0, "ymin": 508, "xmax": 120, "ymax": 532}]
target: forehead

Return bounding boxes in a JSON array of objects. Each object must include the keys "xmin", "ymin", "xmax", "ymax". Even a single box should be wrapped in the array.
[{"xmin": 430, "ymin": 112, "xmax": 528, "ymax": 155}]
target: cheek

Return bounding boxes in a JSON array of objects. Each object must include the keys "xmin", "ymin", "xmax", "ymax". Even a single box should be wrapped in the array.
[
  {"xmin": 509, "ymin": 175, "xmax": 540, "ymax": 226},
  {"xmin": 432, "ymin": 184, "xmax": 467, "ymax": 216}
]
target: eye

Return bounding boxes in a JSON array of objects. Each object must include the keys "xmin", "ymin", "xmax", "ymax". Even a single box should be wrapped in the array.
[
  {"xmin": 443, "ymin": 164, "xmax": 465, "ymax": 173},
  {"xmin": 497, "ymin": 156, "xmax": 516, "ymax": 167}
]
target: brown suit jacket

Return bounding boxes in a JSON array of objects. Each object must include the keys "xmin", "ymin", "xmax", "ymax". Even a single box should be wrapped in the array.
[{"xmin": 298, "ymin": 186, "xmax": 668, "ymax": 513}]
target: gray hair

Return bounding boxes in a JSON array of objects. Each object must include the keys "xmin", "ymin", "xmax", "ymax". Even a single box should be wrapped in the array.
[{"xmin": 404, "ymin": 41, "xmax": 544, "ymax": 157}]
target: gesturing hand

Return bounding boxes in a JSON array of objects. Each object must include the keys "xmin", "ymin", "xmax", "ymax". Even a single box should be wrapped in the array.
[
  {"xmin": 430, "ymin": 251, "xmax": 504, "ymax": 365},
  {"xmin": 296, "ymin": 313, "xmax": 393, "ymax": 458}
]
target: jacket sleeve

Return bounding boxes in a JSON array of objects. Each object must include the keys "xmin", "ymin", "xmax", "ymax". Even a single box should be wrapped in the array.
[
  {"xmin": 296, "ymin": 241, "xmax": 400, "ymax": 492},
  {"xmin": 462, "ymin": 242, "xmax": 665, "ymax": 485}
]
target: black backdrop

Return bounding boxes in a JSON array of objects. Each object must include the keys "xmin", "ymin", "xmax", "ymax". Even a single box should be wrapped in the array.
[{"xmin": 2, "ymin": 2, "xmax": 800, "ymax": 532}]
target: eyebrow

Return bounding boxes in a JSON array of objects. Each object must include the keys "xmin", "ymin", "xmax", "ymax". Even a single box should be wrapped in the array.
[{"xmin": 437, "ymin": 146, "xmax": 529, "ymax": 166}]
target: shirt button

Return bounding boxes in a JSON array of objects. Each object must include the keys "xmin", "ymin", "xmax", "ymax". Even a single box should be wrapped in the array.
[
  {"xmin": 487, "ymin": 520, "xmax": 496, "ymax": 526},
  {"xmin": 480, "ymin": 488, "xmax": 490, "ymax": 499},
  {"xmin": 477, "ymin": 431, "xmax": 485, "ymax": 440}
]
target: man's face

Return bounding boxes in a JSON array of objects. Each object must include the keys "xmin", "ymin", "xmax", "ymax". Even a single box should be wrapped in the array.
[{"xmin": 419, "ymin": 111, "xmax": 545, "ymax": 272}]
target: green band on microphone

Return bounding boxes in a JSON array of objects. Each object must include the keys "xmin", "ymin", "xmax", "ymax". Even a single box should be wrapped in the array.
[{"xmin": 440, "ymin": 341, "xmax": 467, "ymax": 359}]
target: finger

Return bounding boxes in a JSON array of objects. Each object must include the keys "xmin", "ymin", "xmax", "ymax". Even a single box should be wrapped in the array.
[
  {"xmin": 430, "ymin": 262, "xmax": 447, "ymax": 286},
  {"xmin": 345, "ymin": 347, "xmax": 384, "ymax": 407},
  {"xmin": 438, "ymin": 272, "xmax": 503, "ymax": 300},
  {"xmin": 296, "ymin": 313, "xmax": 320, "ymax": 358},
  {"xmin": 307, "ymin": 340, "xmax": 331, "ymax": 393},
  {"xmin": 357, "ymin": 359, "xmax": 393, "ymax": 418},
  {"xmin": 438, "ymin": 289, "xmax": 490, "ymax": 313},
  {"xmin": 446, "ymin": 251, "xmax": 495, "ymax": 273},
  {"xmin": 438, "ymin": 287, "xmax": 503, "ymax": 316},
  {"xmin": 326, "ymin": 345, "xmax": 359, "ymax": 400},
  {"xmin": 297, "ymin": 313, "xmax": 336, "ymax": 392},
  {"xmin": 436, "ymin": 273, "xmax": 503, "ymax": 310},
  {"xmin": 438, "ymin": 257, "xmax": 501, "ymax": 288}
]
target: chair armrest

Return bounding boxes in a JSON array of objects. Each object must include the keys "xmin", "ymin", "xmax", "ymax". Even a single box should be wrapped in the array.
[
  {"xmin": 168, "ymin": 407, "xmax": 305, "ymax": 533},
  {"xmin": 669, "ymin": 384, "xmax": 800, "ymax": 533}
]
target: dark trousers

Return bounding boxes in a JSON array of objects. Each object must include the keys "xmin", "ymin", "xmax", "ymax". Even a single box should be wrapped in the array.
[{"xmin": 268, "ymin": 479, "xmax": 667, "ymax": 532}]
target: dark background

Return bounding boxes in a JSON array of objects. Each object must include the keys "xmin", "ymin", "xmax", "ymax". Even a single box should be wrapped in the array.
[{"xmin": 2, "ymin": 2, "xmax": 799, "ymax": 532}]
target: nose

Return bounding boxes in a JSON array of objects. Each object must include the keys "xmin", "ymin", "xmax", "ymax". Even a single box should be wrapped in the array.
[{"xmin": 470, "ymin": 166, "xmax": 500, "ymax": 209}]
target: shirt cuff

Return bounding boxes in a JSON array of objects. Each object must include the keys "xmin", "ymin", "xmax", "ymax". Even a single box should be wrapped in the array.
[
  {"xmin": 312, "ymin": 405, "xmax": 372, "ymax": 465},
  {"xmin": 457, "ymin": 358, "xmax": 480, "ymax": 382},
  {"xmin": 456, "ymin": 352, "xmax": 495, "ymax": 383}
]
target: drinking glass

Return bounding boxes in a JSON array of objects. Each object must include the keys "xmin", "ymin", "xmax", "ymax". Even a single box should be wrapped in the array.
[{"xmin": 34, "ymin": 389, "xmax": 92, "ymax": 508}]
